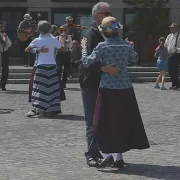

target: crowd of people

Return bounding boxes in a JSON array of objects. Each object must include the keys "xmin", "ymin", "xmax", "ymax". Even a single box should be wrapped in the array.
[{"xmin": 0, "ymin": 1, "xmax": 180, "ymax": 169}]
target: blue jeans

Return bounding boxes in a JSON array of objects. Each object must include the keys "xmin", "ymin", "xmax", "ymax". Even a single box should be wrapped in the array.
[
  {"xmin": 81, "ymin": 87, "xmax": 99, "ymax": 156},
  {"xmin": 157, "ymin": 60, "xmax": 168, "ymax": 71}
]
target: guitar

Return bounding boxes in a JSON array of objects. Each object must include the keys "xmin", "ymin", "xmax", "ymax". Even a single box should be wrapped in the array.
[{"xmin": 17, "ymin": 28, "xmax": 36, "ymax": 42}]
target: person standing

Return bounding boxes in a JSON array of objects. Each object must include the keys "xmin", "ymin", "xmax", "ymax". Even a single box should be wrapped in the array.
[
  {"xmin": 18, "ymin": 14, "xmax": 35, "ymax": 67},
  {"xmin": 79, "ymin": 2, "xmax": 121, "ymax": 167},
  {"xmin": 62, "ymin": 16, "xmax": 81, "ymax": 42},
  {"xmin": 165, "ymin": 22, "xmax": 180, "ymax": 90},
  {"xmin": 81, "ymin": 16, "xmax": 150, "ymax": 168},
  {"xmin": 56, "ymin": 26, "xmax": 73, "ymax": 88},
  {"xmin": 25, "ymin": 20, "xmax": 64, "ymax": 118},
  {"xmin": 154, "ymin": 37, "xmax": 169, "ymax": 90},
  {"xmin": 69, "ymin": 40, "xmax": 81, "ymax": 78},
  {"xmin": 50, "ymin": 25, "xmax": 66, "ymax": 101},
  {"xmin": 0, "ymin": 21, "xmax": 12, "ymax": 91}
]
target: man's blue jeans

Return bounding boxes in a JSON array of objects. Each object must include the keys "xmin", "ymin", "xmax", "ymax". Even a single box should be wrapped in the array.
[{"xmin": 81, "ymin": 87, "xmax": 99, "ymax": 156}]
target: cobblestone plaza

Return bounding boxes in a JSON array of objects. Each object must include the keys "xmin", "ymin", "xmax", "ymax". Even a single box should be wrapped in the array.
[{"xmin": 0, "ymin": 83, "xmax": 180, "ymax": 180}]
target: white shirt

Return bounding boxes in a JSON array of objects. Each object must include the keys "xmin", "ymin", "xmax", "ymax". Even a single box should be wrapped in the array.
[
  {"xmin": 58, "ymin": 34, "xmax": 73, "ymax": 52},
  {"xmin": 29, "ymin": 34, "xmax": 62, "ymax": 65},
  {"xmin": 165, "ymin": 32, "xmax": 180, "ymax": 54}
]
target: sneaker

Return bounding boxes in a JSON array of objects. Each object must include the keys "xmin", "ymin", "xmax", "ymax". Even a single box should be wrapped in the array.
[
  {"xmin": 160, "ymin": 86, "xmax": 167, "ymax": 90},
  {"xmin": 26, "ymin": 111, "xmax": 36, "ymax": 117},
  {"xmin": 154, "ymin": 85, "xmax": 160, "ymax": 89}
]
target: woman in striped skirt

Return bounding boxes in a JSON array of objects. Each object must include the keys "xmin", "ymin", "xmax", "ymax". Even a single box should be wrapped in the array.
[{"xmin": 25, "ymin": 20, "xmax": 64, "ymax": 117}]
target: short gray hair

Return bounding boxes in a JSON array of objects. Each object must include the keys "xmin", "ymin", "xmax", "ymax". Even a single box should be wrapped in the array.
[
  {"xmin": 92, "ymin": 2, "xmax": 110, "ymax": 19},
  {"xmin": 37, "ymin": 20, "xmax": 51, "ymax": 34}
]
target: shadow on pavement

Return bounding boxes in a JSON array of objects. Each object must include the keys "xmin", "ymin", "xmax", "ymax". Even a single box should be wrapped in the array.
[
  {"xmin": 53, "ymin": 114, "xmax": 84, "ymax": 121},
  {"xmin": 29, "ymin": 114, "xmax": 84, "ymax": 121},
  {"xmin": 0, "ymin": 90, "xmax": 28, "ymax": 94},
  {"xmin": 98, "ymin": 163, "xmax": 180, "ymax": 180},
  {"xmin": 0, "ymin": 108, "xmax": 14, "ymax": 114},
  {"xmin": 65, "ymin": 87, "xmax": 81, "ymax": 92}
]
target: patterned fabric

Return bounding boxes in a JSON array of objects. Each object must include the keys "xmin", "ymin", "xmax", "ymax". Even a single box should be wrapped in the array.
[
  {"xmin": 32, "ymin": 65, "xmax": 61, "ymax": 114},
  {"xmin": 82, "ymin": 38, "xmax": 138, "ymax": 89},
  {"xmin": 99, "ymin": 21, "xmax": 120, "ymax": 34}
]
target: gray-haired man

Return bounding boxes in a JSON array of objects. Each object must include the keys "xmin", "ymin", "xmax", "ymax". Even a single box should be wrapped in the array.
[{"xmin": 79, "ymin": 2, "xmax": 120, "ymax": 167}]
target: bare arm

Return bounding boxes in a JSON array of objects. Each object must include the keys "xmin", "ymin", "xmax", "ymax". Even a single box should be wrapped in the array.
[{"xmin": 25, "ymin": 46, "xmax": 31, "ymax": 52}]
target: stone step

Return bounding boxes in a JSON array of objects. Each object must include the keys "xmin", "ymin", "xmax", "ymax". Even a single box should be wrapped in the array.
[
  {"xmin": 1, "ymin": 72, "xmax": 170, "ymax": 79},
  {"xmin": 7, "ymin": 66, "xmax": 159, "ymax": 73},
  {"xmin": 7, "ymin": 77, "xmax": 172, "ymax": 84}
]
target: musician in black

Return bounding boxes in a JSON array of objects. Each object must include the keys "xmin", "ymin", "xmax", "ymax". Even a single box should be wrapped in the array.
[{"xmin": 18, "ymin": 14, "xmax": 34, "ymax": 67}]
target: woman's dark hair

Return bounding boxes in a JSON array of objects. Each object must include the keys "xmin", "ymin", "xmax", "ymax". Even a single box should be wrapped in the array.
[{"xmin": 159, "ymin": 37, "xmax": 165, "ymax": 43}]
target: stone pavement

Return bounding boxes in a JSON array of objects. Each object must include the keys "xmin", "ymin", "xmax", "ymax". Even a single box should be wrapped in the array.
[{"xmin": 0, "ymin": 83, "xmax": 180, "ymax": 180}]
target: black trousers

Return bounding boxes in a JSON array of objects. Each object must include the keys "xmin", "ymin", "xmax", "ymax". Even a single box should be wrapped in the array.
[
  {"xmin": 70, "ymin": 61, "xmax": 79, "ymax": 75},
  {"xmin": 20, "ymin": 38, "xmax": 35, "ymax": 66},
  {"xmin": 56, "ymin": 51, "xmax": 71, "ymax": 86},
  {"xmin": 0, "ymin": 50, "xmax": 10, "ymax": 88},
  {"xmin": 168, "ymin": 53, "xmax": 180, "ymax": 88}
]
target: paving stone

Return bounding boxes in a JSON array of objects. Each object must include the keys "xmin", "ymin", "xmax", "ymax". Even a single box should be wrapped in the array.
[{"xmin": 0, "ymin": 83, "xmax": 180, "ymax": 180}]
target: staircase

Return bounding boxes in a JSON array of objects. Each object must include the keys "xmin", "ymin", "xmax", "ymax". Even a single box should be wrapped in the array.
[{"xmin": 0, "ymin": 66, "xmax": 175, "ymax": 84}]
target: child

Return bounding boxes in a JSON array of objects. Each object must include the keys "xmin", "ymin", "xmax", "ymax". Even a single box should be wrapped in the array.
[{"xmin": 154, "ymin": 37, "xmax": 169, "ymax": 90}]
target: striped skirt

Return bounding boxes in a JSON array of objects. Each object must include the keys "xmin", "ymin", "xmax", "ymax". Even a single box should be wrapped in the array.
[{"xmin": 31, "ymin": 64, "xmax": 61, "ymax": 114}]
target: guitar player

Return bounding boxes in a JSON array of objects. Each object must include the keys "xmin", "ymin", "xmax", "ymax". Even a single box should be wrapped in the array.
[{"xmin": 18, "ymin": 14, "xmax": 35, "ymax": 67}]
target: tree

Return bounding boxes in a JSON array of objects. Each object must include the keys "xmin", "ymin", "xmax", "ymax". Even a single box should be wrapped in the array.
[
  {"xmin": 124, "ymin": 0, "xmax": 168, "ymax": 8},
  {"xmin": 124, "ymin": 0, "xmax": 170, "ymax": 36},
  {"xmin": 124, "ymin": 0, "xmax": 171, "ymax": 63}
]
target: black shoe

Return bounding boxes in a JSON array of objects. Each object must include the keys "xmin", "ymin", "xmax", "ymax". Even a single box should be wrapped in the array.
[
  {"xmin": 96, "ymin": 155, "xmax": 114, "ymax": 168},
  {"xmin": 95, "ymin": 151, "xmax": 103, "ymax": 159},
  {"xmin": 62, "ymin": 84, "xmax": 66, "ymax": 89},
  {"xmin": 169, "ymin": 86, "xmax": 174, "ymax": 90},
  {"xmin": 113, "ymin": 160, "xmax": 125, "ymax": 169},
  {"xmin": 85, "ymin": 152, "xmax": 98, "ymax": 167},
  {"xmin": 172, "ymin": 86, "xmax": 180, "ymax": 90},
  {"xmin": 1, "ymin": 87, "xmax": 6, "ymax": 91}
]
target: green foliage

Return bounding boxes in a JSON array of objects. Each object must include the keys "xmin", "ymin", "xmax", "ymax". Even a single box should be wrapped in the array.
[
  {"xmin": 124, "ymin": 0, "xmax": 167, "ymax": 8},
  {"xmin": 124, "ymin": 0, "xmax": 171, "ymax": 36}
]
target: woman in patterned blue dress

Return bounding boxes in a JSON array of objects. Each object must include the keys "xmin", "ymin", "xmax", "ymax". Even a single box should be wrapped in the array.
[{"xmin": 81, "ymin": 16, "xmax": 150, "ymax": 168}]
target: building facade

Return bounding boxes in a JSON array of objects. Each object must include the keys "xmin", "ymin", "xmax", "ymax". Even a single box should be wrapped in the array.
[
  {"xmin": 0, "ymin": 0, "xmax": 98, "ymax": 58},
  {"xmin": 0, "ymin": 0, "xmax": 180, "ymax": 61}
]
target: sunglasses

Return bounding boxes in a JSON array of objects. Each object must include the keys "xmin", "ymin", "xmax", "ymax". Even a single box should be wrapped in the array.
[
  {"xmin": 73, "ymin": 43, "xmax": 78, "ymax": 45},
  {"xmin": 98, "ymin": 12, "xmax": 112, "ymax": 17}
]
